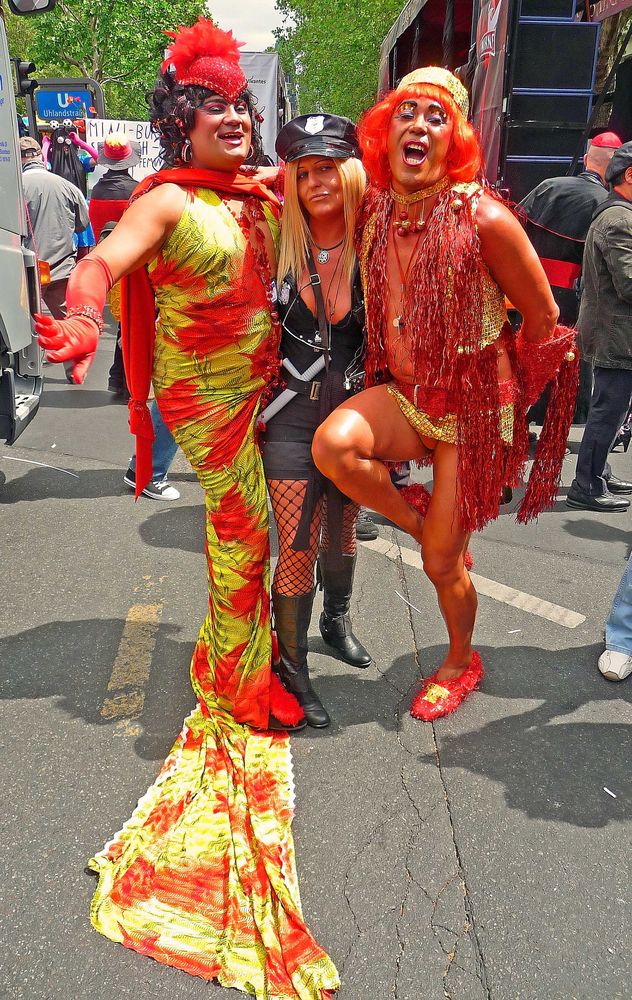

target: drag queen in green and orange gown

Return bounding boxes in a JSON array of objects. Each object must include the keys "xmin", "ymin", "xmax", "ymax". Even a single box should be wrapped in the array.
[{"xmin": 36, "ymin": 18, "xmax": 339, "ymax": 999}]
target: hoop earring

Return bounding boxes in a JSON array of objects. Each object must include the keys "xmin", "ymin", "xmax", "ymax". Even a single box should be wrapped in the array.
[{"xmin": 181, "ymin": 138, "xmax": 192, "ymax": 163}]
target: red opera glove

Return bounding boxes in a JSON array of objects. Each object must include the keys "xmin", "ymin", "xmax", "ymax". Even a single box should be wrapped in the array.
[
  {"xmin": 516, "ymin": 324, "xmax": 577, "ymax": 407},
  {"xmin": 35, "ymin": 255, "xmax": 114, "ymax": 384},
  {"xmin": 516, "ymin": 324, "xmax": 580, "ymax": 523},
  {"xmin": 35, "ymin": 312, "xmax": 98, "ymax": 356}
]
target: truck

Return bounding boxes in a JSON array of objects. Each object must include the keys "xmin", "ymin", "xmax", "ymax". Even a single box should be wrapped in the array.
[
  {"xmin": 379, "ymin": 0, "xmax": 632, "ymax": 201},
  {"xmin": 0, "ymin": 0, "xmax": 55, "ymax": 450},
  {"xmin": 239, "ymin": 51, "xmax": 291, "ymax": 162}
]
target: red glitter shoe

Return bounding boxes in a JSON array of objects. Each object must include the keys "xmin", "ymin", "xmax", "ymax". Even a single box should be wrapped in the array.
[
  {"xmin": 410, "ymin": 651, "xmax": 484, "ymax": 721},
  {"xmin": 401, "ymin": 483, "xmax": 474, "ymax": 570}
]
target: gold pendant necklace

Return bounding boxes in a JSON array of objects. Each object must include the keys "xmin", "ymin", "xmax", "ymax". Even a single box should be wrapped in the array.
[
  {"xmin": 389, "ymin": 176, "xmax": 450, "ymax": 205},
  {"xmin": 390, "ymin": 177, "xmax": 450, "ymax": 239}
]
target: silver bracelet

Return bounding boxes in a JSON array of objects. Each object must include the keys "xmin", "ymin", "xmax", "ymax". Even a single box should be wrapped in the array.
[{"xmin": 66, "ymin": 304, "xmax": 104, "ymax": 335}]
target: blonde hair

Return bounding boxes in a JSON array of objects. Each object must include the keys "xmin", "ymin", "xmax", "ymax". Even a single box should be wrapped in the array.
[{"xmin": 277, "ymin": 156, "xmax": 366, "ymax": 287}]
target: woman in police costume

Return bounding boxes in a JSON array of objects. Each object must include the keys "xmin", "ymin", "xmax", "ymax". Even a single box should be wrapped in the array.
[{"xmin": 261, "ymin": 114, "xmax": 372, "ymax": 728}]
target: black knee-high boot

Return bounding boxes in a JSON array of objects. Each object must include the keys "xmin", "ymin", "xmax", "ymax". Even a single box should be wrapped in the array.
[
  {"xmin": 318, "ymin": 553, "xmax": 372, "ymax": 668},
  {"xmin": 272, "ymin": 589, "xmax": 330, "ymax": 728}
]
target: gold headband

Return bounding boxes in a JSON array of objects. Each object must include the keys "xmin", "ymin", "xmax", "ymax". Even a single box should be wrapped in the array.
[{"xmin": 397, "ymin": 67, "xmax": 469, "ymax": 119}]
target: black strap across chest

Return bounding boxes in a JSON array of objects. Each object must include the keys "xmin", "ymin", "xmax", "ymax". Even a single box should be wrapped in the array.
[{"xmin": 306, "ymin": 248, "xmax": 330, "ymax": 368}]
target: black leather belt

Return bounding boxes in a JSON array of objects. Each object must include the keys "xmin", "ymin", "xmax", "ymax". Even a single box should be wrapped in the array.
[{"xmin": 285, "ymin": 372, "xmax": 322, "ymax": 400}]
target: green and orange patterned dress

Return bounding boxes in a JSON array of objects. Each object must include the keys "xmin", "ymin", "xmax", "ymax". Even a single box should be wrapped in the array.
[{"xmin": 88, "ymin": 188, "xmax": 339, "ymax": 999}]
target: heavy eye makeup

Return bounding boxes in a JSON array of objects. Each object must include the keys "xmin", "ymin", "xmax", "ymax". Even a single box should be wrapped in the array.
[
  {"xmin": 199, "ymin": 98, "xmax": 249, "ymax": 116},
  {"xmin": 396, "ymin": 100, "xmax": 447, "ymax": 126}
]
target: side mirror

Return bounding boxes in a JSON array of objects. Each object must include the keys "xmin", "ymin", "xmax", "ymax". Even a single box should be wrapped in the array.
[{"xmin": 7, "ymin": 0, "xmax": 56, "ymax": 14}]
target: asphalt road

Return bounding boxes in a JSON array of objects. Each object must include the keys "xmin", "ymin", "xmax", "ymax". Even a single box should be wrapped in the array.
[{"xmin": 1, "ymin": 331, "xmax": 630, "ymax": 1000}]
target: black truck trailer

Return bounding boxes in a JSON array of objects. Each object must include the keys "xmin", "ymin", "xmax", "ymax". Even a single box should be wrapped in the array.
[{"xmin": 379, "ymin": 0, "xmax": 632, "ymax": 201}]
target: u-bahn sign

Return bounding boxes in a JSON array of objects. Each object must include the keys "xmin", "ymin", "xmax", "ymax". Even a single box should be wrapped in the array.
[
  {"xmin": 35, "ymin": 88, "xmax": 96, "ymax": 119},
  {"xmin": 34, "ymin": 77, "xmax": 105, "ymax": 120}
]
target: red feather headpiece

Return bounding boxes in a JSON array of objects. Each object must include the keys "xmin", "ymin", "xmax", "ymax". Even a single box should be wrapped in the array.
[{"xmin": 162, "ymin": 17, "xmax": 247, "ymax": 103}]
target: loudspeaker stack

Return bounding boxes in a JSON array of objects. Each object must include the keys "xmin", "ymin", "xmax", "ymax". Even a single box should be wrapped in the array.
[{"xmin": 503, "ymin": 0, "xmax": 601, "ymax": 201}]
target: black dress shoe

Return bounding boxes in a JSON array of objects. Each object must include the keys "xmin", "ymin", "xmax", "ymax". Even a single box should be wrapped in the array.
[
  {"xmin": 605, "ymin": 476, "xmax": 632, "ymax": 495},
  {"xmin": 566, "ymin": 487, "xmax": 630, "ymax": 512}
]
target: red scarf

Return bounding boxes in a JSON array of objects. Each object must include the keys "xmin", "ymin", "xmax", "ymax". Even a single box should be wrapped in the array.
[{"xmin": 120, "ymin": 168, "xmax": 280, "ymax": 497}]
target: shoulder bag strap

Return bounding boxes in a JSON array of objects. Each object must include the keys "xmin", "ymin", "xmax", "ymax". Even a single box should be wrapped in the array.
[{"xmin": 306, "ymin": 248, "xmax": 330, "ymax": 369}]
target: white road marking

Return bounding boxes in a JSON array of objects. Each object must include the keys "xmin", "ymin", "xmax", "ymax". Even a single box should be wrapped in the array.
[
  {"xmin": 1, "ymin": 454, "xmax": 79, "ymax": 477},
  {"xmin": 360, "ymin": 537, "xmax": 586, "ymax": 629}
]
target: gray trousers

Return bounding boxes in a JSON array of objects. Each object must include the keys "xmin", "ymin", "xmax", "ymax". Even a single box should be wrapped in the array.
[{"xmin": 572, "ymin": 366, "xmax": 632, "ymax": 495}]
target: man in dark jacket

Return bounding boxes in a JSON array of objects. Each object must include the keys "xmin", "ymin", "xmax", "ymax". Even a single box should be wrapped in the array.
[
  {"xmin": 566, "ymin": 141, "xmax": 632, "ymax": 512},
  {"xmin": 520, "ymin": 132, "xmax": 621, "ymax": 421}
]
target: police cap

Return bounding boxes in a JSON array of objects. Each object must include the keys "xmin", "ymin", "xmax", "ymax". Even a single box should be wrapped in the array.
[{"xmin": 275, "ymin": 114, "xmax": 359, "ymax": 163}]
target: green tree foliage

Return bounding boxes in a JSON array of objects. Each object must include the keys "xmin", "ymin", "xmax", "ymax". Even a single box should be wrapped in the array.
[
  {"xmin": 4, "ymin": 5, "xmax": 37, "ymax": 117},
  {"xmin": 275, "ymin": 0, "xmax": 404, "ymax": 121},
  {"xmin": 8, "ymin": 0, "xmax": 209, "ymax": 120},
  {"xmin": 4, "ymin": 5, "xmax": 36, "ymax": 60}
]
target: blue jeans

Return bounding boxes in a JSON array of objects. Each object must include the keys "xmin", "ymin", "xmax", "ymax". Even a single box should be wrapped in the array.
[
  {"xmin": 605, "ymin": 554, "xmax": 632, "ymax": 656},
  {"xmin": 130, "ymin": 399, "xmax": 178, "ymax": 481}
]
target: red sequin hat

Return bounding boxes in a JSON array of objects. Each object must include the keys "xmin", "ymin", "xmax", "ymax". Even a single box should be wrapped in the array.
[{"xmin": 162, "ymin": 16, "xmax": 247, "ymax": 103}]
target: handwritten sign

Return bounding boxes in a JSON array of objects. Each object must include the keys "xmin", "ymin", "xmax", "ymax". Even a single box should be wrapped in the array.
[{"xmin": 86, "ymin": 119, "xmax": 162, "ymax": 182}]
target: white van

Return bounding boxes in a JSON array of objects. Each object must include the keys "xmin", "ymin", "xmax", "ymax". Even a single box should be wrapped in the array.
[{"xmin": 0, "ymin": 10, "xmax": 45, "ymax": 444}]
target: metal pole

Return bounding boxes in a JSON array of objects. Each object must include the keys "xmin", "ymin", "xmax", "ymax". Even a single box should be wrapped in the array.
[
  {"xmin": 442, "ymin": 0, "xmax": 455, "ymax": 67},
  {"xmin": 25, "ymin": 89, "xmax": 38, "ymax": 137}
]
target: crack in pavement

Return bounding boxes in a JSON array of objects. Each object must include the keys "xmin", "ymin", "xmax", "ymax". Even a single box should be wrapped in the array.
[
  {"xmin": 338, "ymin": 806, "xmax": 402, "ymax": 976},
  {"xmin": 343, "ymin": 527, "xmax": 492, "ymax": 998},
  {"xmin": 431, "ymin": 743, "xmax": 492, "ymax": 999},
  {"xmin": 390, "ymin": 528, "xmax": 492, "ymax": 1000}
]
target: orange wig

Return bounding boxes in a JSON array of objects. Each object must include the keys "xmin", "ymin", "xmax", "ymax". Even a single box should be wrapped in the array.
[{"xmin": 358, "ymin": 82, "xmax": 482, "ymax": 191}]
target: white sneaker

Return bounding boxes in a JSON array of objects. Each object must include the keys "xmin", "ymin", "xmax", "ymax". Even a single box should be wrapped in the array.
[
  {"xmin": 598, "ymin": 649, "xmax": 632, "ymax": 682},
  {"xmin": 124, "ymin": 468, "xmax": 180, "ymax": 501},
  {"xmin": 141, "ymin": 479, "xmax": 180, "ymax": 501}
]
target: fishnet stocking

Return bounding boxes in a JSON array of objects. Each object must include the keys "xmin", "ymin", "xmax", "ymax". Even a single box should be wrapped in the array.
[
  {"xmin": 268, "ymin": 480, "xmax": 321, "ymax": 596},
  {"xmin": 319, "ymin": 496, "xmax": 359, "ymax": 556}
]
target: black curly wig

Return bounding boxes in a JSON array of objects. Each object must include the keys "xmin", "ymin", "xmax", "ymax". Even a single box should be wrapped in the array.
[{"xmin": 147, "ymin": 69, "xmax": 264, "ymax": 169}]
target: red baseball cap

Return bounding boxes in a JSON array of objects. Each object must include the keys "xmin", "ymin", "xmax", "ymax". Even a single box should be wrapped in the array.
[{"xmin": 590, "ymin": 131, "xmax": 623, "ymax": 149}]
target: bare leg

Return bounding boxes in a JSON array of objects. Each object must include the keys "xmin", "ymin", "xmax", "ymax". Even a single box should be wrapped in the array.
[
  {"xmin": 422, "ymin": 442, "xmax": 477, "ymax": 681},
  {"xmin": 312, "ymin": 386, "xmax": 431, "ymax": 544},
  {"xmin": 313, "ymin": 387, "xmax": 477, "ymax": 682}
]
